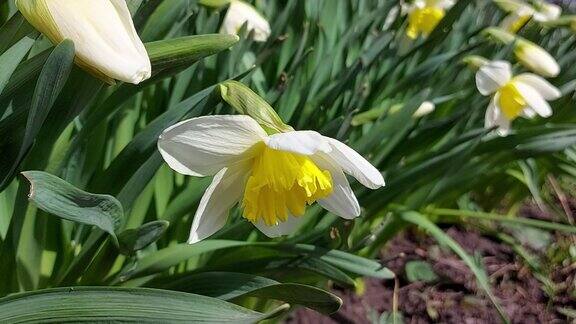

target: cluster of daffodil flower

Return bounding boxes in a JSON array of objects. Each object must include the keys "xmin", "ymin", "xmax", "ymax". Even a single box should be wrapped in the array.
[{"xmin": 13, "ymin": 0, "xmax": 568, "ymax": 243}]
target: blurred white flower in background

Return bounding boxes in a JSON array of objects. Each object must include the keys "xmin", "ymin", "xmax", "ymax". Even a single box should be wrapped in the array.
[
  {"xmin": 495, "ymin": 0, "xmax": 562, "ymax": 33},
  {"xmin": 532, "ymin": 0, "xmax": 562, "ymax": 22},
  {"xmin": 475, "ymin": 60, "xmax": 561, "ymax": 135},
  {"xmin": 16, "ymin": 0, "xmax": 151, "ymax": 85},
  {"xmin": 158, "ymin": 115, "xmax": 384, "ymax": 243},
  {"xmin": 220, "ymin": 0, "xmax": 271, "ymax": 42}
]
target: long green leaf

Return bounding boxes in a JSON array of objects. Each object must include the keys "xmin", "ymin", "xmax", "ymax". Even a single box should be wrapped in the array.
[
  {"xmin": 156, "ymin": 271, "xmax": 342, "ymax": 314},
  {"xmin": 0, "ymin": 36, "xmax": 34, "ymax": 97},
  {"xmin": 0, "ymin": 40, "xmax": 75, "ymax": 190},
  {"xmin": 127, "ymin": 240, "xmax": 394, "ymax": 280},
  {"xmin": 0, "ymin": 287, "xmax": 276, "ymax": 323}
]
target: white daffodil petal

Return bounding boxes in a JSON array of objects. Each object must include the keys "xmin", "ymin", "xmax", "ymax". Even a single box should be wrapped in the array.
[
  {"xmin": 220, "ymin": 0, "xmax": 271, "ymax": 42},
  {"xmin": 313, "ymin": 155, "xmax": 361, "ymax": 219},
  {"xmin": 17, "ymin": 0, "xmax": 151, "ymax": 84},
  {"xmin": 514, "ymin": 74, "xmax": 561, "ymax": 100},
  {"xmin": 521, "ymin": 107, "xmax": 537, "ymax": 118},
  {"xmin": 323, "ymin": 138, "xmax": 384, "ymax": 189},
  {"xmin": 188, "ymin": 163, "xmax": 249, "ymax": 244},
  {"xmin": 158, "ymin": 115, "xmax": 266, "ymax": 177},
  {"xmin": 486, "ymin": 94, "xmax": 511, "ymax": 136},
  {"xmin": 264, "ymin": 130, "xmax": 332, "ymax": 155},
  {"xmin": 515, "ymin": 82, "xmax": 552, "ymax": 117},
  {"xmin": 476, "ymin": 60, "xmax": 512, "ymax": 95},
  {"xmin": 253, "ymin": 215, "xmax": 305, "ymax": 238}
]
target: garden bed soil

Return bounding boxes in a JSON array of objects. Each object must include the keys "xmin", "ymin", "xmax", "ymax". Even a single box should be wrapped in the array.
[{"xmin": 288, "ymin": 204, "xmax": 576, "ymax": 323}]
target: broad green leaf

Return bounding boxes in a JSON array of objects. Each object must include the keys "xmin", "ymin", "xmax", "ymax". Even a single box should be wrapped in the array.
[
  {"xmin": 22, "ymin": 171, "xmax": 123, "ymax": 243},
  {"xmin": 156, "ymin": 271, "xmax": 342, "ymax": 314},
  {"xmin": 0, "ymin": 287, "xmax": 276, "ymax": 323}
]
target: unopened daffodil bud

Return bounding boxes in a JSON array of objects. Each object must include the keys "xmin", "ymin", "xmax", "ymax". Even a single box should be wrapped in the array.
[
  {"xmin": 514, "ymin": 40, "xmax": 560, "ymax": 77},
  {"xmin": 462, "ymin": 55, "xmax": 490, "ymax": 71},
  {"xmin": 413, "ymin": 101, "xmax": 436, "ymax": 117},
  {"xmin": 483, "ymin": 27, "xmax": 560, "ymax": 77},
  {"xmin": 16, "ymin": 0, "xmax": 151, "ymax": 85},
  {"xmin": 220, "ymin": 0, "xmax": 271, "ymax": 42},
  {"xmin": 404, "ymin": 0, "xmax": 455, "ymax": 39}
]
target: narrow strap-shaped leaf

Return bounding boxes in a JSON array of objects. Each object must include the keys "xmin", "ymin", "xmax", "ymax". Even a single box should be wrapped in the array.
[
  {"xmin": 146, "ymin": 34, "xmax": 239, "ymax": 80},
  {"xmin": 0, "ymin": 36, "xmax": 34, "ymax": 97},
  {"xmin": 127, "ymin": 240, "xmax": 394, "ymax": 280},
  {"xmin": 155, "ymin": 271, "xmax": 342, "ymax": 314},
  {"xmin": 0, "ymin": 40, "xmax": 75, "ymax": 190},
  {"xmin": 0, "ymin": 12, "xmax": 36, "ymax": 54}
]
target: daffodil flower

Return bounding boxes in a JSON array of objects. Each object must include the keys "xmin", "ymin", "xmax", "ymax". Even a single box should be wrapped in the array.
[
  {"xmin": 158, "ymin": 115, "xmax": 384, "ymax": 243},
  {"xmin": 496, "ymin": 0, "xmax": 561, "ymax": 33},
  {"xmin": 220, "ymin": 0, "xmax": 271, "ymax": 42},
  {"xmin": 405, "ymin": 0, "xmax": 455, "ymax": 39},
  {"xmin": 476, "ymin": 60, "xmax": 561, "ymax": 135},
  {"xmin": 16, "ymin": 0, "xmax": 151, "ymax": 85},
  {"xmin": 531, "ymin": 0, "xmax": 562, "ymax": 23}
]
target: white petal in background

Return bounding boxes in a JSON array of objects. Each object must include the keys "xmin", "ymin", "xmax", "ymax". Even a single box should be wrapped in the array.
[
  {"xmin": 158, "ymin": 115, "xmax": 266, "ymax": 177},
  {"xmin": 220, "ymin": 0, "xmax": 271, "ymax": 42}
]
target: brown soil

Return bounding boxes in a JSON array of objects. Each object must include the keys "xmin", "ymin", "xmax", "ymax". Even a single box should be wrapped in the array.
[{"xmin": 287, "ymin": 204, "xmax": 576, "ymax": 323}]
